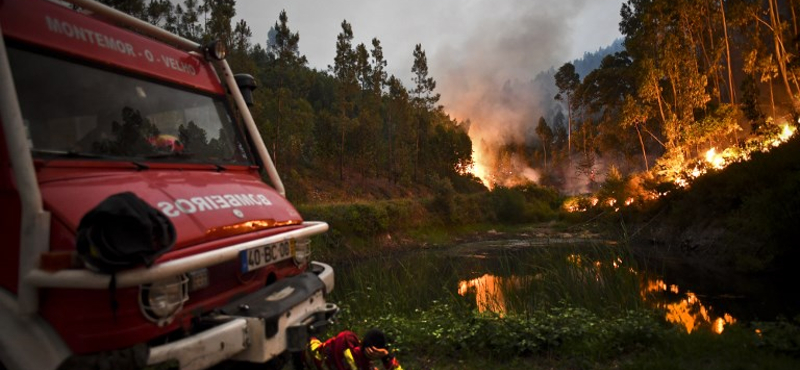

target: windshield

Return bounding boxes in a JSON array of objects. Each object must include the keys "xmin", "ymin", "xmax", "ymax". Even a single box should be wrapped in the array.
[{"xmin": 7, "ymin": 46, "xmax": 252, "ymax": 165}]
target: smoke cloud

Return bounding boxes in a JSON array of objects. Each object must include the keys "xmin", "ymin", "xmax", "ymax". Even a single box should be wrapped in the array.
[{"xmin": 429, "ymin": 0, "xmax": 617, "ymax": 190}]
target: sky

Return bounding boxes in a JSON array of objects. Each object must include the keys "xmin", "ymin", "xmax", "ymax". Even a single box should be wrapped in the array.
[{"xmin": 235, "ymin": 0, "xmax": 625, "ymax": 87}]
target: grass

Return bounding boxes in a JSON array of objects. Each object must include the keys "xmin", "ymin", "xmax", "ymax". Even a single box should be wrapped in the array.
[
  {"xmin": 322, "ymin": 240, "xmax": 800, "ymax": 370},
  {"xmin": 299, "ymin": 168, "xmax": 800, "ymax": 369}
]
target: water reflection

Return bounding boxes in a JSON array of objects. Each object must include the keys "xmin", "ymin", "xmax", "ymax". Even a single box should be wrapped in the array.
[
  {"xmin": 642, "ymin": 279, "xmax": 737, "ymax": 334},
  {"xmin": 458, "ymin": 273, "xmax": 738, "ymax": 334},
  {"xmin": 334, "ymin": 240, "xmax": 756, "ymax": 335},
  {"xmin": 458, "ymin": 274, "xmax": 514, "ymax": 314}
]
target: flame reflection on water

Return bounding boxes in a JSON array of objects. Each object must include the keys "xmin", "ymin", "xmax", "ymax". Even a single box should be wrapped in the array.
[
  {"xmin": 458, "ymin": 275, "xmax": 736, "ymax": 334},
  {"xmin": 643, "ymin": 279, "xmax": 736, "ymax": 334}
]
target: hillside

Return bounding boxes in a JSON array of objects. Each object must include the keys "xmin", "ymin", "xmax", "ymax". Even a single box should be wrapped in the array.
[{"xmin": 629, "ymin": 134, "xmax": 800, "ymax": 276}]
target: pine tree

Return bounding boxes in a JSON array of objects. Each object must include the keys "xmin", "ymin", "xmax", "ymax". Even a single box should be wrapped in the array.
[
  {"xmin": 411, "ymin": 44, "xmax": 440, "ymax": 110},
  {"xmin": 203, "ymin": 0, "xmax": 235, "ymax": 46},
  {"xmin": 332, "ymin": 20, "xmax": 358, "ymax": 180},
  {"xmin": 554, "ymin": 62, "xmax": 580, "ymax": 155}
]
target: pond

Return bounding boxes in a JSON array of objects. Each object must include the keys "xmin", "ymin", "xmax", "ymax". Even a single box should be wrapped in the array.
[{"xmin": 328, "ymin": 237, "xmax": 799, "ymax": 334}]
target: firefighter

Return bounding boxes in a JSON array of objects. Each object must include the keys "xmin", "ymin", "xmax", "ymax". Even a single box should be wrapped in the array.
[{"xmin": 302, "ymin": 329, "xmax": 403, "ymax": 370}]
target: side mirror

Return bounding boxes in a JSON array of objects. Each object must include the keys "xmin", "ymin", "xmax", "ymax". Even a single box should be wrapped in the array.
[{"xmin": 234, "ymin": 74, "xmax": 257, "ymax": 107}]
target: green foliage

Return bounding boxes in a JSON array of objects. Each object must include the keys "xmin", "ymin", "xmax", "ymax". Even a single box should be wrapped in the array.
[
  {"xmin": 336, "ymin": 302, "xmax": 664, "ymax": 363},
  {"xmin": 300, "ymin": 202, "xmax": 388, "ymax": 238},
  {"xmin": 427, "ymin": 175, "xmax": 456, "ymax": 223},
  {"xmin": 330, "ymin": 244, "xmax": 800, "ymax": 369},
  {"xmin": 300, "ymin": 184, "xmax": 562, "ymax": 250},
  {"xmin": 330, "ymin": 242, "xmax": 656, "ymax": 361},
  {"xmin": 687, "ymin": 104, "xmax": 741, "ymax": 147},
  {"xmin": 483, "ymin": 185, "xmax": 561, "ymax": 224},
  {"xmin": 487, "ymin": 187, "xmax": 527, "ymax": 223},
  {"xmin": 617, "ymin": 323, "xmax": 800, "ymax": 370}
]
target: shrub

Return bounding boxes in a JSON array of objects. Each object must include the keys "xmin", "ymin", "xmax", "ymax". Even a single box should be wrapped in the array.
[{"xmin": 488, "ymin": 186, "xmax": 527, "ymax": 223}]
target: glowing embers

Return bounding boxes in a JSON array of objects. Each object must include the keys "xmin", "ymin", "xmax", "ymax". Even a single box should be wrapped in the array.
[{"xmin": 642, "ymin": 278, "xmax": 737, "ymax": 334}]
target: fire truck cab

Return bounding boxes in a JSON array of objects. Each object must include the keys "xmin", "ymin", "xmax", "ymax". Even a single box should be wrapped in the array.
[{"xmin": 0, "ymin": 0, "xmax": 337, "ymax": 369}]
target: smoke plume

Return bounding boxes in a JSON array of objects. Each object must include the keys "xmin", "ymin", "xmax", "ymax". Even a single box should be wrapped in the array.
[{"xmin": 430, "ymin": 0, "xmax": 598, "ymax": 189}]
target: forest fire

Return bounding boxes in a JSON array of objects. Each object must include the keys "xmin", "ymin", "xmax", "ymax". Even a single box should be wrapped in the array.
[
  {"xmin": 469, "ymin": 143, "xmax": 494, "ymax": 189},
  {"xmin": 467, "ymin": 140, "xmax": 541, "ymax": 190},
  {"xmin": 672, "ymin": 122, "xmax": 796, "ymax": 188},
  {"xmin": 564, "ymin": 121, "xmax": 798, "ymax": 213}
]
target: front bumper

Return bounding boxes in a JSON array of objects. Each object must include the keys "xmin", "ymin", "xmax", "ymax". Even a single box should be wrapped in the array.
[{"xmin": 145, "ymin": 261, "xmax": 338, "ymax": 370}]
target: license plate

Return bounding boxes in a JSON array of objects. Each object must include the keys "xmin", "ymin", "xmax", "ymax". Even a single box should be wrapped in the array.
[{"xmin": 239, "ymin": 239, "xmax": 295, "ymax": 273}]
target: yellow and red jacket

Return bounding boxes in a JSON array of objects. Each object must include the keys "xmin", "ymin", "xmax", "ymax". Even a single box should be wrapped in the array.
[{"xmin": 304, "ymin": 331, "xmax": 403, "ymax": 370}]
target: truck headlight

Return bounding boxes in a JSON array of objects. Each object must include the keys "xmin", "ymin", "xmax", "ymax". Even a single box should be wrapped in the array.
[
  {"xmin": 139, "ymin": 275, "xmax": 189, "ymax": 326},
  {"xmin": 293, "ymin": 238, "xmax": 311, "ymax": 267},
  {"xmin": 204, "ymin": 39, "xmax": 227, "ymax": 61}
]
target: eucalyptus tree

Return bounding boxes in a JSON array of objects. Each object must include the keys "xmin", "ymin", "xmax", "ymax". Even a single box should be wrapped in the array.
[
  {"xmin": 577, "ymin": 52, "xmax": 653, "ymax": 169},
  {"xmin": 621, "ymin": 0, "xmax": 710, "ymax": 156}
]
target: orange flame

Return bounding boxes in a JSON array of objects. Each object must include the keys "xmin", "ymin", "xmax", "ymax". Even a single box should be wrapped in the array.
[{"xmin": 470, "ymin": 143, "xmax": 494, "ymax": 189}]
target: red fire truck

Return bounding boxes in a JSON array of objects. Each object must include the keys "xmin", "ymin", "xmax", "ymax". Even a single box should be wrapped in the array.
[{"xmin": 0, "ymin": 0, "xmax": 337, "ymax": 369}]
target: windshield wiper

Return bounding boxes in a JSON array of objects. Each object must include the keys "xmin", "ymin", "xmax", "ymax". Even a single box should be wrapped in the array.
[
  {"xmin": 142, "ymin": 151, "xmax": 196, "ymax": 159},
  {"xmin": 144, "ymin": 152, "xmax": 227, "ymax": 172},
  {"xmin": 31, "ymin": 148, "xmax": 107, "ymax": 159},
  {"xmin": 31, "ymin": 149, "xmax": 150, "ymax": 170}
]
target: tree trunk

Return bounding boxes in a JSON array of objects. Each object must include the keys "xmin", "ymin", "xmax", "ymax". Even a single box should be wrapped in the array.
[
  {"xmin": 770, "ymin": 78, "xmax": 776, "ymax": 117},
  {"xmin": 340, "ymin": 120, "xmax": 345, "ymax": 181},
  {"xmin": 720, "ymin": 0, "xmax": 736, "ymax": 104},
  {"xmin": 566, "ymin": 94, "xmax": 572, "ymax": 156},
  {"xmin": 768, "ymin": 0, "xmax": 796, "ymax": 107},
  {"xmin": 635, "ymin": 124, "xmax": 649, "ymax": 171},
  {"xmin": 543, "ymin": 142, "xmax": 548, "ymax": 170}
]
